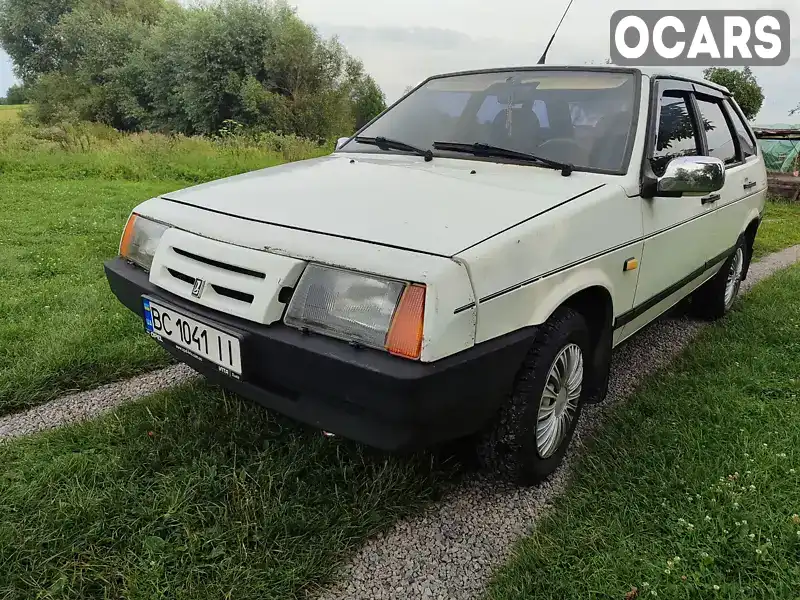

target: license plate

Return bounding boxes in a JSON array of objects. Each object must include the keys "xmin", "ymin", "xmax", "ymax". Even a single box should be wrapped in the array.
[{"xmin": 143, "ymin": 298, "xmax": 243, "ymax": 377}]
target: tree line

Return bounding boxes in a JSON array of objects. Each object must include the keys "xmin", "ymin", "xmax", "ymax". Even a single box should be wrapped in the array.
[{"xmin": 0, "ymin": 0, "xmax": 387, "ymax": 139}]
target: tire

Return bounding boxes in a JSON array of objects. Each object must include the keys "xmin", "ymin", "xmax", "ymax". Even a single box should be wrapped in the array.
[
  {"xmin": 692, "ymin": 236, "xmax": 747, "ymax": 321},
  {"xmin": 477, "ymin": 307, "xmax": 590, "ymax": 486}
]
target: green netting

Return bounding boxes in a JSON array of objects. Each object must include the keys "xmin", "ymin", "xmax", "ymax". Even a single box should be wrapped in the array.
[
  {"xmin": 761, "ymin": 139, "xmax": 800, "ymax": 172},
  {"xmin": 757, "ymin": 123, "xmax": 800, "ymax": 173}
]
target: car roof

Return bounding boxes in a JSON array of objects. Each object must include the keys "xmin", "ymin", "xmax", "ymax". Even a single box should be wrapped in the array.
[
  {"xmin": 424, "ymin": 65, "xmax": 731, "ymax": 95},
  {"xmin": 638, "ymin": 67, "xmax": 730, "ymax": 94}
]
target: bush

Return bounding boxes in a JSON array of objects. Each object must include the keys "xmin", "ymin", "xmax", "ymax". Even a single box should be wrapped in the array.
[
  {"xmin": 4, "ymin": 83, "xmax": 28, "ymax": 105},
  {"xmin": 0, "ymin": 118, "xmax": 328, "ymax": 182}
]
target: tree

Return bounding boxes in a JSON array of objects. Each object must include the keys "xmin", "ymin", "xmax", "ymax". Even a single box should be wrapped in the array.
[
  {"xmin": 351, "ymin": 75, "xmax": 386, "ymax": 129},
  {"xmin": 703, "ymin": 67, "xmax": 764, "ymax": 121},
  {"xmin": 5, "ymin": 82, "xmax": 27, "ymax": 104},
  {"xmin": 0, "ymin": 0, "xmax": 77, "ymax": 82}
]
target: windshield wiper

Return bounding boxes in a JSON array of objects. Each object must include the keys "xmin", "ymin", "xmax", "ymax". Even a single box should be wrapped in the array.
[
  {"xmin": 355, "ymin": 136, "xmax": 433, "ymax": 162},
  {"xmin": 432, "ymin": 141, "xmax": 573, "ymax": 176}
]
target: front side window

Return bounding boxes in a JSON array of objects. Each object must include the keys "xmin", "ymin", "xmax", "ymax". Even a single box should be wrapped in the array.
[
  {"xmin": 340, "ymin": 70, "xmax": 639, "ymax": 173},
  {"xmin": 651, "ymin": 94, "xmax": 700, "ymax": 177},
  {"xmin": 695, "ymin": 97, "xmax": 738, "ymax": 165}
]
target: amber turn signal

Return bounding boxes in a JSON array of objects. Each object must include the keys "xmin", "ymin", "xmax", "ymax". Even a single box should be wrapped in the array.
[
  {"xmin": 385, "ymin": 284, "xmax": 426, "ymax": 359},
  {"xmin": 120, "ymin": 213, "xmax": 139, "ymax": 257}
]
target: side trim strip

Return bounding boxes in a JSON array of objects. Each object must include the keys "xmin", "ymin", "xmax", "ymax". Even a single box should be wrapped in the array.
[
  {"xmin": 453, "ymin": 237, "xmax": 644, "ymax": 313},
  {"xmin": 646, "ymin": 188, "xmax": 763, "ymax": 238},
  {"xmin": 457, "ymin": 189, "xmax": 762, "ymax": 314},
  {"xmin": 454, "ymin": 302, "xmax": 477, "ymax": 314},
  {"xmin": 613, "ymin": 245, "xmax": 735, "ymax": 330}
]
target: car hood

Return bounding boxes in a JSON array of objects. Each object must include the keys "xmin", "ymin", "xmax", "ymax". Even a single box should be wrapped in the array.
[{"xmin": 160, "ymin": 153, "xmax": 615, "ymax": 256}]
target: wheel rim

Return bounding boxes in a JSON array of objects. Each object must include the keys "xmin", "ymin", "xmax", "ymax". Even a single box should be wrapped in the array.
[
  {"xmin": 724, "ymin": 247, "xmax": 744, "ymax": 309},
  {"xmin": 536, "ymin": 343, "xmax": 583, "ymax": 459}
]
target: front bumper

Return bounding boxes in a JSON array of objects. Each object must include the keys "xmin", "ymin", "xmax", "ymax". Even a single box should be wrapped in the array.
[{"xmin": 104, "ymin": 258, "xmax": 536, "ymax": 451}]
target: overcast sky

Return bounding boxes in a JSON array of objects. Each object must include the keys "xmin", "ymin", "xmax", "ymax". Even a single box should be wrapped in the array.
[
  {"xmin": 2, "ymin": 0, "xmax": 798, "ymax": 124},
  {"xmin": 296, "ymin": 0, "xmax": 800, "ymax": 125}
]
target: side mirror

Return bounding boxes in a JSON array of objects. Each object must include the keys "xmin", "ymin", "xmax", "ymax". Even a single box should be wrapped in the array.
[
  {"xmin": 335, "ymin": 137, "xmax": 350, "ymax": 151},
  {"xmin": 657, "ymin": 156, "xmax": 726, "ymax": 196}
]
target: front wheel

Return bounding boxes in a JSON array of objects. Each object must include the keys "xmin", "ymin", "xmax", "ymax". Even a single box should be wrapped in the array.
[
  {"xmin": 477, "ymin": 307, "xmax": 590, "ymax": 486},
  {"xmin": 692, "ymin": 236, "xmax": 747, "ymax": 320}
]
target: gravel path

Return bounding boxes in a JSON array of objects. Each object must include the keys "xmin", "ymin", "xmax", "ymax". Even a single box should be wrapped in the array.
[
  {"xmin": 315, "ymin": 244, "xmax": 800, "ymax": 600},
  {"xmin": 0, "ymin": 364, "xmax": 196, "ymax": 440}
]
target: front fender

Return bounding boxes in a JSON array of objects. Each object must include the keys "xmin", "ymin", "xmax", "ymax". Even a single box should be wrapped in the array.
[{"xmin": 531, "ymin": 267, "xmax": 616, "ymax": 326}]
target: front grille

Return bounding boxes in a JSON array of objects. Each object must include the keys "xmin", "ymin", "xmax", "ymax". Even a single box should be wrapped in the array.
[
  {"xmin": 167, "ymin": 268, "xmax": 255, "ymax": 304},
  {"xmin": 150, "ymin": 228, "xmax": 306, "ymax": 326},
  {"xmin": 168, "ymin": 268, "xmax": 195, "ymax": 285},
  {"xmin": 211, "ymin": 284, "xmax": 254, "ymax": 304},
  {"xmin": 172, "ymin": 247, "xmax": 266, "ymax": 279}
]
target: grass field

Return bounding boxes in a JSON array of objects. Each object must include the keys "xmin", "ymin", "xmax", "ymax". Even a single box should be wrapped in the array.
[
  {"xmin": 0, "ymin": 104, "xmax": 24, "ymax": 121},
  {"xmin": 0, "ymin": 120, "xmax": 326, "ymax": 416},
  {"xmin": 2, "ymin": 263, "xmax": 799, "ymax": 599},
  {"xmin": 488, "ymin": 264, "xmax": 800, "ymax": 599},
  {"xmin": 0, "ymin": 383, "xmax": 455, "ymax": 599},
  {"xmin": 753, "ymin": 199, "xmax": 800, "ymax": 259}
]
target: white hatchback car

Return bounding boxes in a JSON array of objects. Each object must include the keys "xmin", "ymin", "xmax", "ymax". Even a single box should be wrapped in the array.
[{"xmin": 106, "ymin": 66, "xmax": 767, "ymax": 485}]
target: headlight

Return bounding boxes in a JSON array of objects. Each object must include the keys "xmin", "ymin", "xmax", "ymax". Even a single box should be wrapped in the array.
[
  {"xmin": 119, "ymin": 214, "xmax": 169, "ymax": 271},
  {"xmin": 285, "ymin": 264, "xmax": 426, "ymax": 359}
]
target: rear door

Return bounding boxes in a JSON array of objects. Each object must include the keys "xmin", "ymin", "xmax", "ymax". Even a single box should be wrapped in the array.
[{"xmin": 691, "ymin": 86, "xmax": 759, "ymax": 258}]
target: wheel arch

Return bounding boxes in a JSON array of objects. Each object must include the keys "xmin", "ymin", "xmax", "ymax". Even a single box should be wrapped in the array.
[
  {"xmin": 559, "ymin": 286, "xmax": 614, "ymax": 338},
  {"xmin": 742, "ymin": 212, "xmax": 762, "ymax": 280},
  {"xmin": 545, "ymin": 284, "xmax": 615, "ymax": 404},
  {"xmin": 536, "ymin": 270, "xmax": 615, "ymax": 334}
]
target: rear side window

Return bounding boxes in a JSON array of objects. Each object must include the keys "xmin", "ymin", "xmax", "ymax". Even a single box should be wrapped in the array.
[
  {"xmin": 651, "ymin": 94, "xmax": 700, "ymax": 177},
  {"xmin": 695, "ymin": 97, "xmax": 738, "ymax": 165},
  {"xmin": 725, "ymin": 98, "xmax": 757, "ymax": 158}
]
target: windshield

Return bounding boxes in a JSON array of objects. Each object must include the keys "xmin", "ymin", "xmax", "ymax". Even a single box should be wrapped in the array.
[{"xmin": 340, "ymin": 69, "xmax": 639, "ymax": 173}]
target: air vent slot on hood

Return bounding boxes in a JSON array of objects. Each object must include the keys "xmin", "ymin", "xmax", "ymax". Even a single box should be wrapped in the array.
[{"xmin": 172, "ymin": 247, "xmax": 266, "ymax": 279}]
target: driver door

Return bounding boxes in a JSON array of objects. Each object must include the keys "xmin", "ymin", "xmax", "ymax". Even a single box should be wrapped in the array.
[{"xmin": 618, "ymin": 80, "xmax": 717, "ymax": 340}]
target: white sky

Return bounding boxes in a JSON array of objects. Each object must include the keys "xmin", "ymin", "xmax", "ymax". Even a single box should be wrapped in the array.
[
  {"xmin": 0, "ymin": 49, "xmax": 14, "ymax": 95},
  {"xmin": 3, "ymin": 0, "xmax": 799, "ymax": 123}
]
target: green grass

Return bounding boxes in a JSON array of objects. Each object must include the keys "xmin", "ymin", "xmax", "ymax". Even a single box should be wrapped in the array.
[
  {"xmin": 0, "ymin": 120, "xmax": 326, "ymax": 415},
  {"xmin": 488, "ymin": 264, "xmax": 800, "ymax": 599},
  {"xmin": 753, "ymin": 198, "xmax": 800, "ymax": 259},
  {"xmin": 0, "ymin": 104, "xmax": 24, "ymax": 121},
  {"xmin": 0, "ymin": 179, "xmax": 181, "ymax": 413},
  {"xmin": 0, "ymin": 383, "xmax": 455, "ymax": 599}
]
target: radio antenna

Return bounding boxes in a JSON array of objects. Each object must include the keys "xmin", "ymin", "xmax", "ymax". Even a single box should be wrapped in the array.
[{"xmin": 537, "ymin": 0, "xmax": 576, "ymax": 65}]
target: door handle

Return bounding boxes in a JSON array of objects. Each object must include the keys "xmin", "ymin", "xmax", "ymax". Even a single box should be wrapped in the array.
[
  {"xmin": 743, "ymin": 181, "xmax": 758, "ymax": 190},
  {"xmin": 701, "ymin": 193, "xmax": 721, "ymax": 205}
]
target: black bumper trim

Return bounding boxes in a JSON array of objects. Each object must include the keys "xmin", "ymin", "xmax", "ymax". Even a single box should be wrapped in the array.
[{"xmin": 104, "ymin": 258, "xmax": 535, "ymax": 451}]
